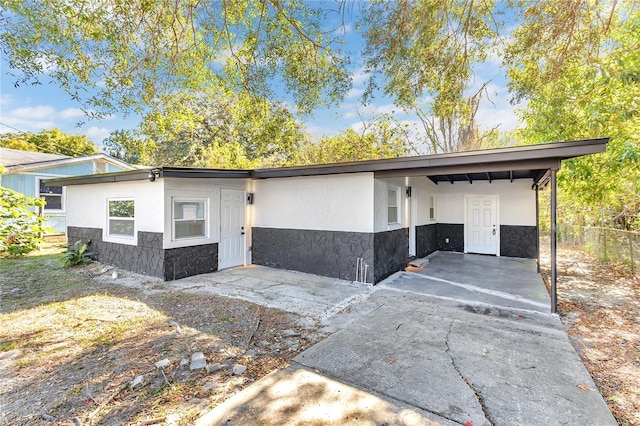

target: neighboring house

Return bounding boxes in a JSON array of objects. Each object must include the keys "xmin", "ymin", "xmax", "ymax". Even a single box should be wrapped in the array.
[
  {"xmin": 0, "ymin": 147, "xmax": 135, "ymax": 235},
  {"xmin": 48, "ymin": 138, "xmax": 607, "ymax": 285}
]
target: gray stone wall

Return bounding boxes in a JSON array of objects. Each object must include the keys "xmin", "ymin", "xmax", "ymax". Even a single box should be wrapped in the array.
[
  {"xmin": 67, "ymin": 226, "xmax": 218, "ymax": 280},
  {"xmin": 251, "ymin": 227, "xmax": 375, "ymax": 283},
  {"xmin": 416, "ymin": 224, "xmax": 437, "ymax": 258},
  {"xmin": 67, "ymin": 226, "xmax": 165, "ymax": 277},
  {"xmin": 374, "ymin": 228, "xmax": 409, "ymax": 282},
  {"xmin": 500, "ymin": 225, "xmax": 538, "ymax": 259},
  {"xmin": 436, "ymin": 223, "xmax": 465, "ymax": 252},
  {"xmin": 164, "ymin": 244, "xmax": 218, "ymax": 280}
]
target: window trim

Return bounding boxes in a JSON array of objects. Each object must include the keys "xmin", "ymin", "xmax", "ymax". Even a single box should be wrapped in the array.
[
  {"xmin": 106, "ymin": 198, "xmax": 136, "ymax": 242},
  {"xmin": 172, "ymin": 198, "xmax": 208, "ymax": 241},
  {"xmin": 36, "ymin": 176, "xmax": 65, "ymax": 212},
  {"xmin": 387, "ymin": 185, "xmax": 401, "ymax": 226},
  {"xmin": 429, "ymin": 194, "xmax": 436, "ymax": 222}
]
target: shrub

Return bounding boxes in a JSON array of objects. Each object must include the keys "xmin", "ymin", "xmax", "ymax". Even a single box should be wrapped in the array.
[
  {"xmin": 0, "ymin": 187, "xmax": 49, "ymax": 257},
  {"xmin": 63, "ymin": 240, "xmax": 94, "ymax": 266}
]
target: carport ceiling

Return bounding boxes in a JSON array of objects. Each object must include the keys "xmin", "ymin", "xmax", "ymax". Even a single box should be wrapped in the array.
[{"xmin": 427, "ymin": 169, "xmax": 551, "ymax": 186}]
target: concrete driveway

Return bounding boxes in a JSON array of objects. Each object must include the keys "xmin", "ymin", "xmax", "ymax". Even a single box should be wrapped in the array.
[{"xmin": 195, "ymin": 253, "xmax": 616, "ymax": 425}]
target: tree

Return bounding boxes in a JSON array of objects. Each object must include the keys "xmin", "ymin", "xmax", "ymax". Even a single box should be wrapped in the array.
[
  {"xmin": 0, "ymin": 0, "xmax": 350, "ymax": 118},
  {"xmin": 507, "ymin": 2, "xmax": 640, "ymax": 230},
  {"xmin": 102, "ymin": 130, "xmax": 150, "ymax": 165},
  {"xmin": 360, "ymin": 0, "xmax": 500, "ymax": 153},
  {"xmin": 139, "ymin": 93, "xmax": 306, "ymax": 168},
  {"xmin": 0, "ymin": 186, "xmax": 49, "ymax": 257},
  {"xmin": 294, "ymin": 119, "xmax": 411, "ymax": 165},
  {"xmin": 0, "ymin": 128, "xmax": 99, "ymax": 156}
]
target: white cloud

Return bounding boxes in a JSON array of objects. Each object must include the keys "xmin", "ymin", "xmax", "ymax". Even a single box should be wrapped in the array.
[
  {"xmin": 351, "ymin": 67, "xmax": 370, "ymax": 86},
  {"xmin": 85, "ymin": 126, "xmax": 112, "ymax": 143},
  {"xmin": 58, "ymin": 108, "xmax": 86, "ymax": 120},
  {"xmin": 11, "ymin": 105, "xmax": 56, "ymax": 120},
  {"xmin": 1, "ymin": 93, "xmax": 13, "ymax": 106},
  {"xmin": 346, "ymin": 87, "xmax": 365, "ymax": 99},
  {"xmin": 334, "ymin": 23, "xmax": 353, "ymax": 35}
]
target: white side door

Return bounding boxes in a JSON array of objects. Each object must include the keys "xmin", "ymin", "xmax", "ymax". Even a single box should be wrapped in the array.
[
  {"xmin": 219, "ymin": 189, "xmax": 245, "ymax": 269},
  {"xmin": 466, "ymin": 195, "xmax": 498, "ymax": 255}
]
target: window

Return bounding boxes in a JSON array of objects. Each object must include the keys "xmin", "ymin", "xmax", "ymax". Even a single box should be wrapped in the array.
[
  {"xmin": 388, "ymin": 187, "xmax": 399, "ymax": 224},
  {"xmin": 108, "ymin": 199, "xmax": 135, "ymax": 237},
  {"xmin": 429, "ymin": 195, "xmax": 436, "ymax": 221},
  {"xmin": 173, "ymin": 200, "xmax": 206, "ymax": 239},
  {"xmin": 38, "ymin": 178, "xmax": 63, "ymax": 211}
]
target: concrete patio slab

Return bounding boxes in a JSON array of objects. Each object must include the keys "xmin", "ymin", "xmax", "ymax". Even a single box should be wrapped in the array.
[
  {"xmin": 380, "ymin": 252, "xmax": 551, "ymax": 313},
  {"xmin": 294, "ymin": 290, "xmax": 617, "ymax": 425},
  {"xmin": 193, "ymin": 252, "xmax": 616, "ymax": 425},
  {"xmin": 164, "ymin": 265, "xmax": 373, "ymax": 327},
  {"xmin": 195, "ymin": 367, "xmax": 455, "ymax": 426}
]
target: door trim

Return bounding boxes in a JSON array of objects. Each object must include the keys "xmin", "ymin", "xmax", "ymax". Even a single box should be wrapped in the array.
[
  {"xmin": 219, "ymin": 188, "xmax": 247, "ymax": 269},
  {"xmin": 464, "ymin": 194, "xmax": 500, "ymax": 256}
]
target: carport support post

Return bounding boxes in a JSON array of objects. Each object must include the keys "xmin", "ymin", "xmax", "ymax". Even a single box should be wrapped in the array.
[
  {"xmin": 536, "ymin": 185, "xmax": 540, "ymax": 273},
  {"xmin": 550, "ymin": 169, "xmax": 558, "ymax": 314}
]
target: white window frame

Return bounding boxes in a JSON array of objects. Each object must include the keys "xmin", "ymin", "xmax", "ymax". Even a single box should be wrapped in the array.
[
  {"xmin": 429, "ymin": 194, "xmax": 436, "ymax": 222},
  {"xmin": 106, "ymin": 198, "xmax": 136, "ymax": 243},
  {"xmin": 172, "ymin": 198, "xmax": 208, "ymax": 241},
  {"xmin": 387, "ymin": 185, "xmax": 401, "ymax": 226},
  {"xmin": 36, "ymin": 177, "xmax": 65, "ymax": 212}
]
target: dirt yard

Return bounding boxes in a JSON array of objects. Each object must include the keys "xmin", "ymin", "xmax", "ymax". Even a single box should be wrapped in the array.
[
  {"xmin": 0, "ymin": 250, "xmax": 326, "ymax": 425},
  {"xmin": 1, "ymin": 245, "xmax": 638, "ymax": 425},
  {"xmin": 540, "ymin": 243, "xmax": 640, "ymax": 426}
]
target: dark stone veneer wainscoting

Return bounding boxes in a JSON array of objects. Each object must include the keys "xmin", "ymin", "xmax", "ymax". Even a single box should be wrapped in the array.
[
  {"xmin": 67, "ymin": 226, "xmax": 218, "ymax": 281},
  {"xmin": 252, "ymin": 227, "xmax": 410, "ymax": 284},
  {"xmin": 415, "ymin": 224, "xmax": 437, "ymax": 258},
  {"xmin": 417, "ymin": 223, "xmax": 537, "ymax": 259},
  {"xmin": 436, "ymin": 223, "xmax": 465, "ymax": 252},
  {"xmin": 373, "ymin": 228, "xmax": 409, "ymax": 283},
  {"xmin": 251, "ymin": 227, "xmax": 375, "ymax": 283},
  {"xmin": 500, "ymin": 225, "xmax": 537, "ymax": 258}
]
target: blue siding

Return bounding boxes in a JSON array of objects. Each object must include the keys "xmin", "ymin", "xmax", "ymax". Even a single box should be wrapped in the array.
[
  {"xmin": 2, "ymin": 174, "xmax": 37, "ymax": 197},
  {"xmin": 107, "ymin": 163, "xmax": 128, "ymax": 172},
  {"xmin": 37, "ymin": 162, "xmax": 96, "ymax": 176}
]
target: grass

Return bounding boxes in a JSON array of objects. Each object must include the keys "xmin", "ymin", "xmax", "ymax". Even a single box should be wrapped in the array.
[{"xmin": 1, "ymin": 248, "xmax": 303, "ymax": 425}]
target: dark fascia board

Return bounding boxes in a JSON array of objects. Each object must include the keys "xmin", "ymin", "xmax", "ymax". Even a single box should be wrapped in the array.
[
  {"xmin": 374, "ymin": 158, "xmax": 561, "ymax": 178},
  {"xmin": 161, "ymin": 167, "xmax": 251, "ymax": 179},
  {"xmin": 45, "ymin": 167, "xmax": 252, "ymax": 186},
  {"xmin": 45, "ymin": 169, "xmax": 155, "ymax": 186},
  {"xmin": 45, "ymin": 138, "xmax": 608, "ymax": 185},
  {"xmin": 252, "ymin": 138, "xmax": 608, "ymax": 179}
]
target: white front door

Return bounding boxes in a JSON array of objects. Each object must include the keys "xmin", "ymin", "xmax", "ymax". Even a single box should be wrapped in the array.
[
  {"xmin": 466, "ymin": 195, "xmax": 498, "ymax": 255},
  {"xmin": 219, "ymin": 189, "xmax": 245, "ymax": 269}
]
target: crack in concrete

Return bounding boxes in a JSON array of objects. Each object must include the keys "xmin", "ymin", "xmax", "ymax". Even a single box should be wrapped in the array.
[{"xmin": 445, "ymin": 320, "xmax": 495, "ymax": 426}]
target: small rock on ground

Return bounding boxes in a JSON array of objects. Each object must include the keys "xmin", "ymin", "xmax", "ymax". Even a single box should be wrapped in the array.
[
  {"xmin": 190, "ymin": 352, "xmax": 207, "ymax": 370},
  {"xmin": 155, "ymin": 359, "xmax": 170, "ymax": 369},
  {"xmin": 232, "ymin": 364, "xmax": 247, "ymax": 376},
  {"xmin": 131, "ymin": 375, "xmax": 144, "ymax": 389}
]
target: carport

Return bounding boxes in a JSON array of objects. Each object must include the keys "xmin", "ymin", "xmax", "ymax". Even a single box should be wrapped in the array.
[
  {"xmin": 383, "ymin": 251, "xmax": 551, "ymax": 314},
  {"xmin": 363, "ymin": 138, "xmax": 609, "ymax": 313}
]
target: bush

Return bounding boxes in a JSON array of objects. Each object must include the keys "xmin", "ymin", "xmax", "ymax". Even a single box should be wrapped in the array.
[
  {"xmin": 63, "ymin": 240, "xmax": 94, "ymax": 266},
  {"xmin": 0, "ymin": 187, "xmax": 50, "ymax": 257}
]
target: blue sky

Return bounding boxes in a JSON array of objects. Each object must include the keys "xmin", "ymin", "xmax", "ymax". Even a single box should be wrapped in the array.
[{"xmin": 0, "ymin": 7, "xmax": 522, "ymax": 151}]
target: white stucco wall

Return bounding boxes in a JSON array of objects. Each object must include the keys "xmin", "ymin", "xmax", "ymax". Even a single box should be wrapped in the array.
[
  {"xmin": 252, "ymin": 173, "xmax": 375, "ymax": 233},
  {"xmin": 374, "ymin": 177, "xmax": 408, "ymax": 232},
  {"xmin": 408, "ymin": 176, "xmax": 438, "ymax": 226},
  {"xmin": 162, "ymin": 178, "xmax": 250, "ymax": 249},
  {"xmin": 66, "ymin": 180, "xmax": 165, "ymax": 245},
  {"xmin": 435, "ymin": 180, "xmax": 536, "ymax": 226}
]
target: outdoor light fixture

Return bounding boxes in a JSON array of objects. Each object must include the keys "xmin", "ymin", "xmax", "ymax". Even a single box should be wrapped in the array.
[
  {"xmin": 247, "ymin": 193, "xmax": 254, "ymax": 204},
  {"xmin": 406, "ymin": 186, "xmax": 412, "ymax": 197},
  {"xmin": 148, "ymin": 169, "xmax": 161, "ymax": 182}
]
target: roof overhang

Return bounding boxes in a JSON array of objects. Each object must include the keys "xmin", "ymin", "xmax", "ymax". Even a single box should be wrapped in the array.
[
  {"xmin": 3, "ymin": 153, "xmax": 136, "ymax": 174},
  {"xmin": 46, "ymin": 138, "xmax": 608, "ymax": 188}
]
